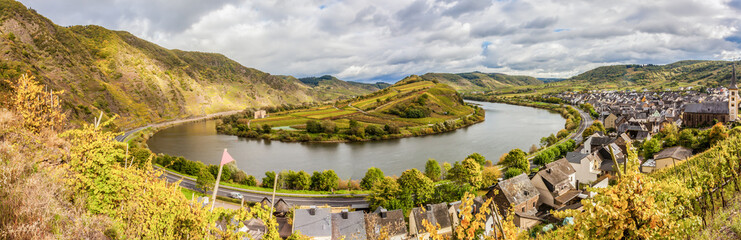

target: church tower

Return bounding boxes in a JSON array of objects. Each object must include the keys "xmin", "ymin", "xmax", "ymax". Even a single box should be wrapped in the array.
[{"xmin": 730, "ymin": 62, "xmax": 739, "ymax": 122}]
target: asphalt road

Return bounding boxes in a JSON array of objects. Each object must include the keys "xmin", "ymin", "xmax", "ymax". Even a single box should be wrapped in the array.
[
  {"xmin": 112, "ymin": 111, "xmax": 369, "ymax": 208},
  {"xmin": 161, "ymin": 169, "xmax": 368, "ymax": 207},
  {"xmin": 572, "ymin": 106, "xmax": 593, "ymax": 143}
]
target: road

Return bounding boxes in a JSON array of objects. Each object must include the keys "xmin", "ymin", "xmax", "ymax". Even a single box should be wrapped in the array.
[
  {"xmin": 526, "ymin": 106, "xmax": 592, "ymax": 161},
  {"xmin": 161, "ymin": 168, "xmax": 368, "ymax": 207},
  {"xmin": 114, "ymin": 110, "xmax": 243, "ymax": 142},
  {"xmin": 114, "ymin": 111, "xmax": 370, "ymax": 207},
  {"xmin": 571, "ymin": 106, "xmax": 593, "ymax": 144}
]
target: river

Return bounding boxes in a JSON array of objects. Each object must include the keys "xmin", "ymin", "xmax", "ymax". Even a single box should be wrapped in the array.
[{"xmin": 147, "ymin": 101, "xmax": 565, "ymax": 179}]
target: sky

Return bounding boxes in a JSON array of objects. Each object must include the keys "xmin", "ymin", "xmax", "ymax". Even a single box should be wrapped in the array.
[{"xmin": 18, "ymin": 0, "xmax": 741, "ymax": 83}]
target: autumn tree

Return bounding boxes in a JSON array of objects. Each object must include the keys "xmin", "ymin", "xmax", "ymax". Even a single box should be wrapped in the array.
[
  {"xmin": 466, "ymin": 153, "xmax": 486, "ymax": 167},
  {"xmin": 501, "ymin": 149, "xmax": 530, "ymax": 173},
  {"xmin": 367, "ymin": 177, "xmax": 408, "ymax": 211},
  {"xmin": 8, "ymin": 74, "xmax": 66, "ymax": 133},
  {"xmin": 481, "ymin": 166, "xmax": 501, "ymax": 188},
  {"xmin": 708, "ymin": 122, "xmax": 728, "ymax": 146},
  {"xmin": 448, "ymin": 158, "xmax": 482, "ymax": 188},
  {"xmin": 196, "ymin": 170, "xmax": 216, "ymax": 193}
]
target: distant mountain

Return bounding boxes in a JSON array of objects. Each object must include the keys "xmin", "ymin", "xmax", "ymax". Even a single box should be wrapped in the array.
[
  {"xmin": 0, "ymin": 0, "xmax": 377, "ymax": 129},
  {"xmin": 569, "ymin": 60, "xmax": 736, "ymax": 87},
  {"xmin": 419, "ymin": 72, "xmax": 543, "ymax": 92}
]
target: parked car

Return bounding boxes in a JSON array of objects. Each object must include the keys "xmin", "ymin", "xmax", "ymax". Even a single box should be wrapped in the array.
[{"xmin": 228, "ymin": 192, "xmax": 243, "ymax": 199}]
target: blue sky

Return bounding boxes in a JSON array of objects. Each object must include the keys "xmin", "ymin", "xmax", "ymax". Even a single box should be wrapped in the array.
[{"xmin": 19, "ymin": 0, "xmax": 741, "ymax": 83}]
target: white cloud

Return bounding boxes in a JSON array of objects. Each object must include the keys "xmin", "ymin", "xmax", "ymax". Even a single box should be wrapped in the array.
[{"xmin": 18, "ymin": 0, "xmax": 741, "ymax": 82}]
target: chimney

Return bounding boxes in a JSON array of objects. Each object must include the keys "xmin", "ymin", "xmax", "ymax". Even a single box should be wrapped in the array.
[
  {"xmin": 309, "ymin": 206, "xmax": 316, "ymax": 216},
  {"xmin": 425, "ymin": 204, "xmax": 432, "ymax": 211},
  {"xmin": 380, "ymin": 209, "xmax": 387, "ymax": 218},
  {"xmin": 341, "ymin": 209, "xmax": 349, "ymax": 219}
]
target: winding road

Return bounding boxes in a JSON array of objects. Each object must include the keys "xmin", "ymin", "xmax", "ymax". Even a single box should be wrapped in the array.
[{"xmin": 114, "ymin": 110, "xmax": 370, "ymax": 208}]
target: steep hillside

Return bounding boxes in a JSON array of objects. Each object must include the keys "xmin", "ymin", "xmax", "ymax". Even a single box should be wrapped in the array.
[
  {"xmin": 420, "ymin": 71, "xmax": 543, "ymax": 92},
  {"xmin": 0, "ymin": 0, "xmax": 375, "ymax": 129},
  {"xmin": 570, "ymin": 60, "xmax": 735, "ymax": 87},
  {"xmin": 289, "ymin": 75, "xmax": 389, "ymax": 100}
]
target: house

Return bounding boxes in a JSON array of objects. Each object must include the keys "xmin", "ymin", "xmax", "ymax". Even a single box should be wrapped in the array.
[
  {"xmin": 254, "ymin": 110, "xmax": 268, "ymax": 119},
  {"xmin": 641, "ymin": 146, "xmax": 693, "ymax": 173},
  {"xmin": 365, "ymin": 208, "xmax": 407, "ymax": 240},
  {"xmin": 331, "ymin": 209, "xmax": 366, "ymax": 240},
  {"xmin": 273, "ymin": 198, "xmax": 291, "ymax": 217},
  {"xmin": 604, "ymin": 113, "xmax": 618, "ymax": 130},
  {"xmin": 275, "ymin": 217, "xmax": 293, "ymax": 239},
  {"xmin": 409, "ymin": 203, "xmax": 452, "ymax": 239},
  {"xmin": 215, "ymin": 217, "xmax": 267, "ymax": 240},
  {"xmin": 564, "ymin": 152, "xmax": 601, "ymax": 185},
  {"xmin": 530, "ymin": 159, "xmax": 580, "ymax": 209},
  {"xmin": 486, "ymin": 174, "xmax": 541, "ymax": 229},
  {"xmin": 293, "ymin": 206, "xmax": 332, "ymax": 240}
]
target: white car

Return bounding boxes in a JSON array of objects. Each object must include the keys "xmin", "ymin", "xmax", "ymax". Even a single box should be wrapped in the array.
[{"xmin": 228, "ymin": 192, "xmax": 243, "ymax": 199}]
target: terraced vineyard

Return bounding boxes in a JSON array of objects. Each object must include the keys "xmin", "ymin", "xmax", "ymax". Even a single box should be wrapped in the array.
[{"xmin": 217, "ymin": 75, "xmax": 485, "ymax": 142}]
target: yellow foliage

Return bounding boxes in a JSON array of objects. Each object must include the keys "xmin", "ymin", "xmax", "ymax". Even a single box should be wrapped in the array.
[{"xmin": 7, "ymin": 73, "xmax": 66, "ymax": 133}]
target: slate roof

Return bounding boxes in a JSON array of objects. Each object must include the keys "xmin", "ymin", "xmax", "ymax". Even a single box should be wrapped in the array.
[
  {"xmin": 642, "ymin": 159, "xmax": 656, "ymax": 168},
  {"xmin": 565, "ymin": 152, "xmax": 588, "ymax": 164},
  {"xmin": 293, "ymin": 207, "xmax": 332, "ymax": 238},
  {"xmin": 538, "ymin": 159, "xmax": 576, "ymax": 186},
  {"xmin": 684, "ymin": 102, "xmax": 729, "ymax": 114},
  {"xmin": 365, "ymin": 208, "xmax": 407, "ymax": 238},
  {"xmin": 410, "ymin": 203, "xmax": 451, "ymax": 235},
  {"xmin": 495, "ymin": 173, "xmax": 539, "ymax": 207},
  {"xmin": 654, "ymin": 146, "xmax": 693, "ymax": 161},
  {"xmin": 331, "ymin": 210, "xmax": 366, "ymax": 240},
  {"xmin": 274, "ymin": 198, "xmax": 290, "ymax": 214}
]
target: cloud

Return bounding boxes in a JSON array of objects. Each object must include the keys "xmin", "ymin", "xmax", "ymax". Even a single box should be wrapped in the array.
[{"xmin": 17, "ymin": 0, "xmax": 741, "ymax": 82}]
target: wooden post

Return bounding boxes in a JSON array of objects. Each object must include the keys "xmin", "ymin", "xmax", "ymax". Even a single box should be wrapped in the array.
[
  {"xmin": 241, "ymin": 197, "xmax": 245, "ymax": 208},
  {"xmin": 269, "ymin": 174, "xmax": 278, "ymax": 215},
  {"xmin": 210, "ymin": 163, "xmax": 225, "ymax": 212}
]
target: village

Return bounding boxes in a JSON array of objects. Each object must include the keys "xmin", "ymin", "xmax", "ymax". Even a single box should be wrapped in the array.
[{"xmin": 206, "ymin": 68, "xmax": 741, "ymax": 240}]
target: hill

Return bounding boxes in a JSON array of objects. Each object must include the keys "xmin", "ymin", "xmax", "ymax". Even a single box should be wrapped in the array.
[
  {"xmin": 570, "ymin": 60, "xmax": 735, "ymax": 88},
  {"xmin": 288, "ymin": 75, "xmax": 390, "ymax": 100},
  {"xmin": 0, "ymin": 0, "xmax": 378, "ymax": 129},
  {"xmin": 419, "ymin": 71, "xmax": 543, "ymax": 92},
  {"xmin": 217, "ymin": 75, "xmax": 484, "ymax": 142}
]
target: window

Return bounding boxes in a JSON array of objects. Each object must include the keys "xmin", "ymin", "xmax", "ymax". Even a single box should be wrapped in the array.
[
  {"xmin": 521, "ymin": 207, "xmax": 525, "ymax": 212},
  {"xmin": 532, "ymin": 202, "xmax": 535, "ymax": 207}
]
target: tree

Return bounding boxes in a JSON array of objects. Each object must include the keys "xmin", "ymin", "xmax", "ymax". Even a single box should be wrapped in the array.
[
  {"xmin": 432, "ymin": 182, "xmax": 473, "ymax": 203},
  {"xmin": 310, "ymin": 171, "xmax": 322, "ymax": 190},
  {"xmin": 502, "ymin": 149, "xmax": 530, "ymax": 173},
  {"xmin": 529, "ymin": 144, "xmax": 539, "ymax": 154},
  {"xmin": 424, "ymin": 159, "xmax": 441, "ymax": 181},
  {"xmin": 305, "ymin": 120, "xmax": 323, "ymax": 133},
  {"xmin": 441, "ymin": 162, "xmax": 452, "ymax": 180},
  {"xmin": 196, "ymin": 170, "xmax": 215, "ymax": 193},
  {"xmin": 504, "ymin": 168, "xmax": 523, "ymax": 179},
  {"xmin": 466, "ymin": 153, "xmax": 486, "ymax": 167},
  {"xmin": 360, "ymin": 167, "xmax": 385, "ymax": 190},
  {"xmin": 708, "ymin": 122, "xmax": 728, "ymax": 146},
  {"xmin": 365, "ymin": 125, "xmax": 385, "ymax": 136},
  {"xmin": 642, "ymin": 138, "xmax": 661, "ymax": 159},
  {"xmin": 397, "ymin": 169, "xmax": 434, "ymax": 206},
  {"xmin": 481, "ymin": 166, "xmax": 501, "ymax": 188},
  {"xmin": 232, "ymin": 170, "xmax": 247, "ymax": 184},
  {"xmin": 244, "ymin": 175, "xmax": 257, "ymax": 186},
  {"xmin": 678, "ymin": 129, "xmax": 696, "ymax": 149},
  {"xmin": 320, "ymin": 170, "xmax": 339, "ymax": 191},
  {"xmin": 262, "ymin": 171, "xmax": 276, "ymax": 188},
  {"xmin": 8, "ymin": 74, "xmax": 66, "ymax": 133},
  {"xmin": 448, "ymin": 158, "xmax": 483, "ymax": 187},
  {"xmin": 293, "ymin": 171, "xmax": 312, "ymax": 190},
  {"xmin": 261, "ymin": 124, "xmax": 272, "ymax": 134},
  {"xmin": 367, "ymin": 177, "xmax": 407, "ymax": 211}
]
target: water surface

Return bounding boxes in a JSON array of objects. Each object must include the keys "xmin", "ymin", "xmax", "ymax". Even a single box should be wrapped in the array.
[{"xmin": 147, "ymin": 101, "xmax": 565, "ymax": 178}]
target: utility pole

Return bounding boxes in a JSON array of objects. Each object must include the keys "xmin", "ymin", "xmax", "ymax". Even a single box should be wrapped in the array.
[{"xmin": 269, "ymin": 174, "xmax": 278, "ymax": 215}]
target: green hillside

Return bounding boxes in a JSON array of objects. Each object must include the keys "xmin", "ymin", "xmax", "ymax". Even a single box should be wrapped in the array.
[
  {"xmin": 570, "ymin": 60, "xmax": 736, "ymax": 88},
  {"xmin": 0, "ymin": 0, "xmax": 378, "ymax": 129},
  {"xmin": 217, "ymin": 75, "xmax": 483, "ymax": 142},
  {"xmin": 420, "ymin": 71, "xmax": 543, "ymax": 92}
]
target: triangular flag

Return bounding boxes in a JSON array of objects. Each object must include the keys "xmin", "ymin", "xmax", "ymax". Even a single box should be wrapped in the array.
[{"xmin": 220, "ymin": 149, "xmax": 235, "ymax": 166}]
